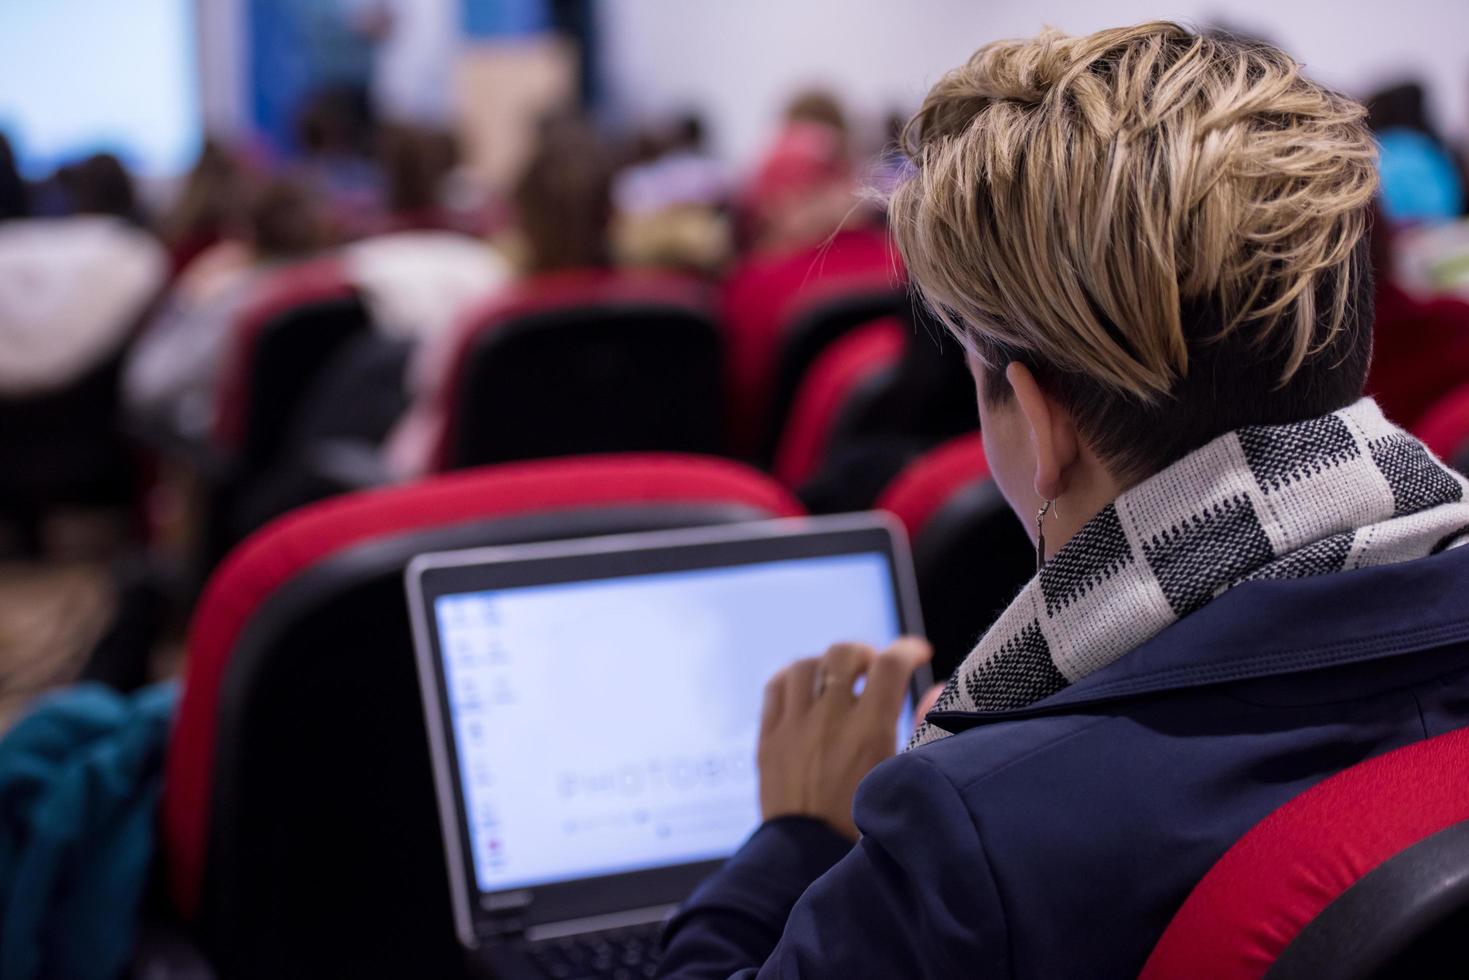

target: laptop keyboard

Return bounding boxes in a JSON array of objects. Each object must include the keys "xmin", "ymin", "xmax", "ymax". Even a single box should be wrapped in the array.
[{"xmin": 525, "ymin": 923, "xmax": 662, "ymax": 979}]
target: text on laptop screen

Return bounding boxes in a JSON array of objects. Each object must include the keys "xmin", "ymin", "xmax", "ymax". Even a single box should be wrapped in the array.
[{"xmin": 432, "ymin": 551, "xmax": 903, "ymax": 893}]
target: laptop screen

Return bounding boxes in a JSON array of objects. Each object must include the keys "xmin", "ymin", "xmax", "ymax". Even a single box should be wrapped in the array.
[{"xmin": 431, "ymin": 550, "xmax": 904, "ymax": 895}]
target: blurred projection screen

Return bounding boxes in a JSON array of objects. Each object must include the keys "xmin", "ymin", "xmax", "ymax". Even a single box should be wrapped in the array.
[{"xmin": 0, "ymin": 0, "xmax": 201, "ymax": 177}]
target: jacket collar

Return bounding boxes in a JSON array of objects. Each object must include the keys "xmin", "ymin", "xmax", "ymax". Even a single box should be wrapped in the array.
[{"xmin": 928, "ymin": 544, "xmax": 1469, "ymax": 734}]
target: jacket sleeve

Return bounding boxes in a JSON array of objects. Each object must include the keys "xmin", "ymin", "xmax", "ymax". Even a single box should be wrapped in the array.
[{"xmin": 658, "ymin": 750, "xmax": 1010, "ymax": 979}]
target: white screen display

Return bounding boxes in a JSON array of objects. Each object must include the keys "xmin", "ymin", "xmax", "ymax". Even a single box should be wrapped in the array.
[
  {"xmin": 433, "ymin": 552, "xmax": 904, "ymax": 893},
  {"xmin": 0, "ymin": 0, "xmax": 200, "ymax": 177}
]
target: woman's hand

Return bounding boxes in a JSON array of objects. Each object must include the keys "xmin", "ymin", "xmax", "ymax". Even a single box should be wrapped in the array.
[{"xmin": 757, "ymin": 637, "xmax": 933, "ymax": 841}]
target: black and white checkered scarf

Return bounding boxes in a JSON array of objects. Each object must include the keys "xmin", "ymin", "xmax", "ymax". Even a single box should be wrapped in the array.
[{"xmin": 910, "ymin": 398, "xmax": 1469, "ymax": 749}]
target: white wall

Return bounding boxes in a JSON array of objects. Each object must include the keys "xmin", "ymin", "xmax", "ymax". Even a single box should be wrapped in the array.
[{"xmin": 598, "ymin": 0, "xmax": 1469, "ymax": 165}]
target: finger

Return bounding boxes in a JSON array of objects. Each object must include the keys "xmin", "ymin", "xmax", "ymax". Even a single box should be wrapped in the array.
[
  {"xmin": 781, "ymin": 657, "xmax": 821, "ymax": 718},
  {"xmin": 857, "ymin": 637, "xmax": 933, "ymax": 722},
  {"xmin": 760, "ymin": 669, "xmax": 787, "ymax": 739},
  {"xmin": 817, "ymin": 642, "xmax": 876, "ymax": 701}
]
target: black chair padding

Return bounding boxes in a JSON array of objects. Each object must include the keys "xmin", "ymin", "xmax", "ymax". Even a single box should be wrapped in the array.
[
  {"xmin": 202, "ymin": 503, "xmax": 770, "ymax": 979},
  {"xmin": 448, "ymin": 304, "xmax": 724, "ymax": 469},
  {"xmin": 762, "ymin": 288, "xmax": 909, "ymax": 463},
  {"xmin": 1266, "ymin": 817, "xmax": 1469, "ymax": 980},
  {"xmin": 913, "ymin": 480, "xmax": 1035, "ymax": 680}
]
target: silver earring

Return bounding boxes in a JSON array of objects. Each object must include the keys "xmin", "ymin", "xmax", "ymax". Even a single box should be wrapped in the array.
[{"xmin": 1036, "ymin": 499, "xmax": 1056, "ymax": 572}]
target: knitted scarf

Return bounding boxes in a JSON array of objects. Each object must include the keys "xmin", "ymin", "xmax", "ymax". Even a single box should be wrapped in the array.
[{"xmin": 910, "ymin": 398, "xmax": 1469, "ymax": 749}]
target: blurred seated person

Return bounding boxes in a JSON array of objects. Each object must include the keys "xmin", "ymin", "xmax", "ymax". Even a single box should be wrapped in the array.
[
  {"xmin": 344, "ymin": 124, "xmax": 512, "ymax": 342},
  {"xmin": 1367, "ymin": 81, "xmax": 1466, "ymax": 224},
  {"xmin": 123, "ymin": 179, "xmax": 324, "ymax": 441},
  {"xmin": 292, "ymin": 86, "xmax": 381, "ymax": 223},
  {"xmin": 660, "ymin": 24, "xmax": 1469, "ymax": 978},
  {"xmin": 612, "ymin": 113, "xmax": 732, "ymax": 276},
  {"xmin": 0, "ymin": 149, "xmax": 167, "ymax": 397},
  {"xmin": 722, "ymin": 112, "xmax": 895, "ymax": 455},
  {"xmin": 158, "ymin": 139, "xmax": 250, "ymax": 277},
  {"xmin": 383, "ymin": 115, "xmax": 614, "ymax": 477}
]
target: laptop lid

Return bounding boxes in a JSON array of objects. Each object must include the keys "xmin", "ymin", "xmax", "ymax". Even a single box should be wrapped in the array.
[{"xmin": 405, "ymin": 513, "xmax": 928, "ymax": 948}]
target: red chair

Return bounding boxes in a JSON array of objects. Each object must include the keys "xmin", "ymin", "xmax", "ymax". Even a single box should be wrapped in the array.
[
  {"xmin": 204, "ymin": 257, "xmax": 372, "ymax": 562},
  {"xmin": 1142, "ymin": 726, "xmax": 1469, "ymax": 979},
  {"xmin": 430, "ymin": 270, "xmax": 724, "ymax": 472},
  {"xmin": 876, "ymin": 434, "xmax": 1033, "ymax": 679},
  {"xmin": 213, "ymin": 256, "xmax": 369, "ymax": 459},
  {"xmin": 773, "ymin": 317, "xmax": 905, "ymax": 488},
  {"xmin": 1367, "ymin": 281, "xmax": 1469, "ymax": 429},
  {"xmin": 1415, "ymin": 382, "xmax": 1469, "ymax": 473},
  {"xmin": 162, "ymin": 454, "xmax": 801, "ymax": 978},
  {"xmin": 721, "ymin": 226, "xmax": 900, "ymax": 456}
]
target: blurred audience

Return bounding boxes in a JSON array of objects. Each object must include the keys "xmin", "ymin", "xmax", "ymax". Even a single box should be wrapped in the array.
[
  {"xmin": 612, "ymin": 113, "xmax": 732, "ymax": 275},
  {"xmin": 0, "ymin": 145, "xmax": 166, "ymax": 397},
  {"xmin": 123, "ymin": 179, "xmax": 325, "ymax": 440},
  {"xmin": 1367, "ymin": 81, "xmax": 1467, "ymax": 223}
]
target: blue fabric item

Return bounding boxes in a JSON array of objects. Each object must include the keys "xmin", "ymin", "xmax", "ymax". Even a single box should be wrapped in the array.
[
  {"xmin": 659, "ymin": 544, "xmax": 1469, "ymax": 978},
  {"xmin": 1378, "ymin": 128, "xmax": 1466, "ymax": 223},
  {"xmin": 0, "ymin": 681, "xmax": 178, "ymax": 980}
]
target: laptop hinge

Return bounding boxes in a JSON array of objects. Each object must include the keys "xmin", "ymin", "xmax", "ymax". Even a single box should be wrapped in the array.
[{"xmin": 523, "ymin": 904, "xmax": 677, "ymax": 942}]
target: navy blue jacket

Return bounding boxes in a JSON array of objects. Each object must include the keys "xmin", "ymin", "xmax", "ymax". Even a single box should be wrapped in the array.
[{"xmin": 658, "ymin": 545, "xmax": 1469, "ymax": 978}]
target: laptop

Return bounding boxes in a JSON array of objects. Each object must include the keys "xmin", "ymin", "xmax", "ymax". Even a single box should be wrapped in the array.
[{"xmin": 406, "ymin": 513, "xmax": 929, "ymax": 979}]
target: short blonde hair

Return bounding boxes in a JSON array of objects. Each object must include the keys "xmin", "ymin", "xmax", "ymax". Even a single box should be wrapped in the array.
[{"xmin": 890, "ymin": 22, "xmax": 1378, "ymax": 406}]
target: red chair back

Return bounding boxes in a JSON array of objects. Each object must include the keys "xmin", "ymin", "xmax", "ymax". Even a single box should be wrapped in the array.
[
  {"xmin": 1415, "ymin": 382, "xmax": 1469, "ymax": 473},
  {"xmin": 162, "ymin": 454, "xmax": 800, "ymax": 978},
  {"xmin": 431, "ymin": 270, "xmax": 723, "ymax": 471},
  {"xmin": 877, "ymin": 434, "xmax": 1033, "ymax": 678},
  {"xmin": 773, "ymin": 317, "xmax": 904, "ymax": 488},
  {"xmin": 1367, "ymin": 281, "xmax": 1469, "ymax": 428},
  {"xmin": 1143, "ymin": 727, "xmax": 1469, "ymax": 980},
  {"xmin": 213, "ymin": 256, "xmax": 370, "ymax": 461}
]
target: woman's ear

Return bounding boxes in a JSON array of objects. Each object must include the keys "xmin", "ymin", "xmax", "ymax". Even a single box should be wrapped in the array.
[{"xmin": 1005, "ymin": 363, "xmax": 1080, "ymax": 501}]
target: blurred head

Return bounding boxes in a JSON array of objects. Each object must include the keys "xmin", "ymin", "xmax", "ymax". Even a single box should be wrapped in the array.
[
  {"xmin": 163, "ymin": 139, "xmax": 247, "ymax": 243},
  {"xmin": 0, "ymin": 133, "xmax": 27, "ymax": 221},
  {"xmin": 380, "ymin": 123, "xmax": 457, "ymax": 214},
  {"xmin": 743, "ymin": 121, "xmax": 857, "ymax": 253},
  {"xmin": 514, "ymin": 116, "xmax": 613, "ymax": 273},
  {"xmin": 248, "ymin": 179, "xmax": 325, "ymax": 261},
  {"xmin": 63, "ymin": 153, "xmax": 140, "ymax": 221},
  {"xmin": 891, "ymin": 23, "xmax": 1377, "ymax": 536},
  {"xmin": 784, "ymin": 89, "xmax": 849, "ymax": 139}
]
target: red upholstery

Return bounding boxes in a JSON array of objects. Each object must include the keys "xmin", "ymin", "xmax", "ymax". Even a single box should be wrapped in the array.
[
  {"xmin": 876, "ymin": 432, "xmax": 989, "ymax": 537},
  {"xmin": 1142, "ymin": 727, "xmax": 1469, "ymax": 979},
  {"xmin": 1367, "ymin": 281, "xmax": 1469, "ymax": 429},
  {"xmin": 1415, "ymin": 382, "xmax": 1469, "ymax": 463},
  {"xmin": 428, "ymin": 269, "xmax": 713, "ymax": 470},
  {"xmin": 212, "ymin": 256, "xmax": 356, "ymax": 451},
  {"xmin": 721, "ymin": 227, "xmax": 899, "ymax": 455},
  {"xmin": 162, "ymin": 453, "xmax": 802, "ymax": 919},
  {"xmin": 773, "ymin": 317, "xmax": 905, "ymax": 488}
]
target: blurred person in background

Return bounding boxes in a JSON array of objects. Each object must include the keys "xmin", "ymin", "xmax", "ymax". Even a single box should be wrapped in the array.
[
  {"xmin": 159, "ymin": 140, "xmax": 251, "ymax": 277},
  {"xmin": 1367, "ymin": 81, "xmax": 1467, "ymax": 224},
  {"xmin": 722, "ymin": 91, "xmax": 895, "ymax": 455},
  {"xmin": 612, "ymin": 112, "xmax": 732, "ymax": 275},
  {"xmin": 123, "ymin": 179, "xmax": 325, "ymax": 442},
  {"xmin": 0, "ymin": 134, "xmax": 28, "ymax": 223},
  {"xmin": 384, "ymin": 113, "xmax": 615, "ymax": 477},
  {"xmin": 344, "ymin": 123, "xmax": 512, "ymax": 344},
  {"xmin": 0, "ymin": 148, "xmax": 167, "ymax": 397},
  {"xmin": 293, "ymin": 86, "xmax": 382, "ymax": 221}
]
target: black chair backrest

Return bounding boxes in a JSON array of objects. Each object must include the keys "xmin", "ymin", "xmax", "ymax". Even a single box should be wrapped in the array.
[
  {"xmin": 203, "ymin": 503, "xmax": 771, "ymax": 979},
  {"xmin": 447, "ymin": 303, "xmax": 724, "ymax": 469},
  {"xmin": 762, "ymin": 287, "xmax": 909, "ymax": 463},
  {"xmin": 239, "ymin": 295, "xmax": 372, "ymax": 468},
  {"xmin": 1266, "ymin": 818, "xmax": 1469, "ymax": 980},
  {"xmin": 912, "ymin": 481, "xmax": 1035, "ymax": 680}
]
